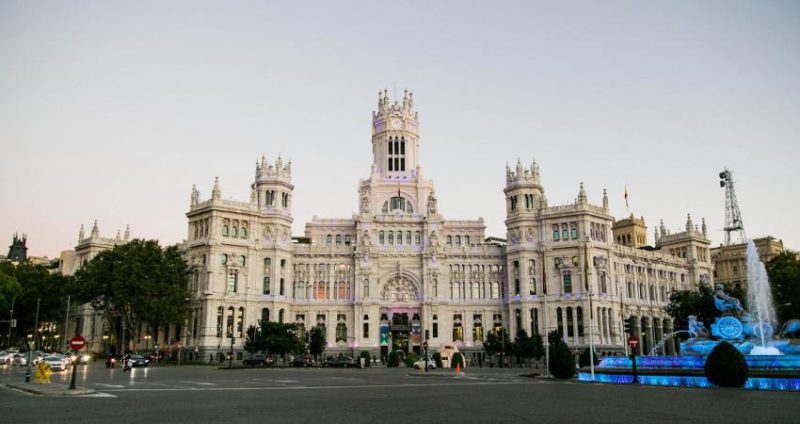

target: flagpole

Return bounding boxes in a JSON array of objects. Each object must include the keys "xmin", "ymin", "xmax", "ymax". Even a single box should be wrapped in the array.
[{"xmin": 584, "ymin": 235, "xmax": 595, "ymax": 381}]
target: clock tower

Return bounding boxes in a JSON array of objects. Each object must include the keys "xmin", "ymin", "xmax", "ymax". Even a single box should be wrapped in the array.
[{"xmin": 371, "ymin": 89, "xmax": 420, "ymax": 179}]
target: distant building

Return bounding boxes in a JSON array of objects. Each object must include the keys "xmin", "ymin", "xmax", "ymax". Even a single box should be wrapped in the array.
[
  {"xmin": 4, "ymin": 233, "xmax": 28, "ymax": 263},
  {"xmin": 60, "ymin": 221, "xmax": 131, "ymax": 354},
  {"xmin": 711, "ymin": 237, "xmax": 785, "ymax": 290}
]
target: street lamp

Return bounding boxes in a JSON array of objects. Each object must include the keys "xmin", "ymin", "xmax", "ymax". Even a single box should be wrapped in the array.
[{"xmin": 144, "ymin": 335, "xmax": 152, "ymax": 353}]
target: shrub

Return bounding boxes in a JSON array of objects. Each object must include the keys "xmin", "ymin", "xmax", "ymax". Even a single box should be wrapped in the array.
[
  {"xmin": 704, "ymin": 341, "xmax": 748, "ymax": 388},
  {"xmin": 432, "ymin": 352, "xmax": 443, "ymax": 368},
  {"xmin": 578, "ymin": 348, "xmax": 600, "ymax": 368},
  {"xmin": 405, "ymin": 352, "xmax": 418, "ymax": 368},
  {"xmin": 548, "ymin": 340, "xmax": 575, "ymax": 379},
  {"xmin": 387, "ymin": 351, "xmax": 400, "ymax": 368},
  {"xmin": 359, "ymin": 351, "xmax": 371, "ymax": 367},
  {"xmin": 451, "ymin": 352, "xmax": 465, "ymax": 369}
]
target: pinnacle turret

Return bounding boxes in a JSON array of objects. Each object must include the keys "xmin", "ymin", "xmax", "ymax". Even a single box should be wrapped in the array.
[{"xmin": 212, "ymin": 177, "xmax": 221, "ymax": 200}]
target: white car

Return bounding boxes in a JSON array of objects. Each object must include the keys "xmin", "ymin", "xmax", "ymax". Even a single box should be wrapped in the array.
[
  {"xmin": 413, "ymin": 357, "xmax": 437, "ymax": 370},
  {"xmin": 44, "ymin": 356, "xmax": 67, "ymax": 371},
  {"xmin": 0, "ymin": 351, "xmax": 12, "ymax": 365}
]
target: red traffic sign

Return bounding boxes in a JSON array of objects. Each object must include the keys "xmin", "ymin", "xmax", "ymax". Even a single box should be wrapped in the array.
[
  {"xmin": 69, "ymin": 336, "xmax": 86, "ymax": 351},
  {"xmin": 422, "ymin": 341, "xmax": 428, "ymax": 350},
  {"xmin": 627, "ymin": 335, "xmax": 639, "ymax": 348}
]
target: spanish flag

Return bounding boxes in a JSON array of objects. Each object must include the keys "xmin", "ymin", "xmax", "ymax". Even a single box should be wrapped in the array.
[{"xmin": 624, "ymin": 185, "xmax": 629, "ymax": 208}]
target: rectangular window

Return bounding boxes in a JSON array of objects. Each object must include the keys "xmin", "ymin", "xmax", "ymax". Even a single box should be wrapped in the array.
[
  {"xmin": 563, "ymin": 271, "xmax": 572, "ymax": 294},
  {"xmin": 570, "ymin": 222, "xmax": 578, "ymax": 239},
  {"xmin": 415, "ymin": 231, "xmax": 421, "ymax": 244},
  {"xmin": 552, "ymin": 224, "xmax": 560, "ymax": 241},
  {"xmin": 227, "ymin": 272, "xmax": 237, "ymax": 293},
  {"xmin": 561, "ymin": 224, "xmax": 568, "ymax": 241},
  {"xmin": 400, "ymin": 158, "xmax": 405, "ymax": 171},
  {"xmin": 432, "ymin": 322, "xmax": 438, "ymax": 338},
  {"xmin": 263, "ymin": 277, "xmax": 270, "ymax": 295},
  {"xmin": 394, "ymin": 158, "xmax": 399, "ymax": 171},
  {"xmin": 363, "ymin": 323, "xmax": 369, "ymax": 339},
  {"xmin": 388, "ymin": 231, "xmax": 394, "ymax": 245},
  {"xmin": 406, "ymin": 231, "xmax": 411, "ymax": 245},
  {"xmin": 345, "ymin": 235, "xmax": 351, "ymax": 245}
]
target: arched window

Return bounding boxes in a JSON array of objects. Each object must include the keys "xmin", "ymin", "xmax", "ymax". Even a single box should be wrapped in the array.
[
  {"xmin": 566, "ymin": 307, "xmax": 574, "ymax": 338},
  {"xmin": 335, "ymin": 234, "xmax": 342, "ymax": 245},
  {"xmin": 231, "ymin": 225, "xmax": 238, "ymax": 237},
  {"xmin": 464, "ymin": 235, "xmax": 470, "ymax": 245},
  {"xmin": 326, "ymin": 234, "xmax": 332, "ymax": 245},
  {"xmin": 576, "ymin": 307, "xmax": 584, "ymax": 337},
  {"xmin": 552, "ymin": 224, "xmax": 560, "ymax": 241},
  {"xmin": 336, "ymin": 314, "xmax": 347, "ymax": 342},
  {"xmin": 415, "ymin": 231, "xmax": 421, "ymax": 244},
  {"xmin": 570, "ymin": 222, "xmax": 578, "ymax": 239},
  {"xmin": 447, "ymin": 235, "xmax": 452, "ymax": 245},
  {"xmin": 379, "ymin": 231, "xmax": 385, "ymax": 244},
  {"xmin": 222, "ymin": 225, "xmax": 229, "ymax": 237},
  {"xmin": 278, "ymin": 309, "xmax": 284, "ymax": 323},
  {"xmin": 241, "ymin": 226, "xmax": 247, "ymax": 238}
]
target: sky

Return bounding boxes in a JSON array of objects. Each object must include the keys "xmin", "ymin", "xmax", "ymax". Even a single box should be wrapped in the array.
[{"xmin": 1, "ymin": 0, "xmax": 798, "ymax": 258}]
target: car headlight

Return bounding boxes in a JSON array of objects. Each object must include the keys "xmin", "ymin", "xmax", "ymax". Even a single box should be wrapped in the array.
[
  {"xmin": 82, "ymin": 355, "xmax": 91, "ymax": 362},
  {"xmin": 71, "ymin": 355, "xmax": 78, "ymax": 362}
]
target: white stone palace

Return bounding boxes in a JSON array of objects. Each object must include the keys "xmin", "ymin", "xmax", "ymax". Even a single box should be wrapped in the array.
[
  {"xmin": 65, "ymin": 91, "xmax": 714, "ymax": 361},
  {"xmin": 179, "ymin": 90, "xmax": 713, "ymax": 361}
]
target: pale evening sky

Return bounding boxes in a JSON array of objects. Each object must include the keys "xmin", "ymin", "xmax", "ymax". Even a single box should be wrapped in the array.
[{"xmin": 1, "ymin": 0, "xmax": 798, "ymax": 258}]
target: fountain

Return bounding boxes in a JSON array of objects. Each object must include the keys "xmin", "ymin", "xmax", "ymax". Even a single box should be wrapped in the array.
[
  {"xmin": 746, "ymin": 241, "xmax": 780, "ymax": 355},
  {"xmin": 579, "ymin": 240, "xmax": 800, "ymax": 390}
]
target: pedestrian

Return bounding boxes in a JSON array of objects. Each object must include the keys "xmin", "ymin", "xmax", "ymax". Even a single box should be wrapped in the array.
[{"xmin": 209, "ymin": 353, "xmax": 214, "ymax": 363}]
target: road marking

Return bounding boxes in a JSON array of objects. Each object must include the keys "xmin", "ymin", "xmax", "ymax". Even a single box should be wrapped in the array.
[
  {"xmin": 94, "ymin": 384, "xmax": 125, "ymax": 388},
  {"xmin": 178, "ymin": 381, "xmax": 217, "ymax": 386},
  {"xmin": 84, "ymin": 392, "xmax": 117, "ymax": 398},
  {"xmin": 99, "ymin": 381, "xmax": 532, "ymax": 393}
]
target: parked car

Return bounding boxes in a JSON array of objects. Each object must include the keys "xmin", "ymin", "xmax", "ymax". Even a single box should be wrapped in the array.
[
  {"xmin": 44, "ymin": 355, "xmax": 67, "ymax": 371},
  {"xmin": 413, "ymin": 357, "xmax": 437, "ymax": 370},
  {"xmin": 243, "ymin": 354, "xmax": 273, "ymax": 367},
  {"xmin": 322, "ymin": 356, "xmax": 356, "ymax": 368},
  {"xmin": 289, "ymin": 356, "xmax": 313, "ymax": 367},
  {"xmin": 0, "ymin": 351, "xmax": 12, "ymax": 365}
]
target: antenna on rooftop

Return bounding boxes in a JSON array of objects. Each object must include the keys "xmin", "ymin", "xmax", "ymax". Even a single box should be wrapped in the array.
[{"xmin": 719, "ymin": 168, "xmax": 746, "ymax": 245}]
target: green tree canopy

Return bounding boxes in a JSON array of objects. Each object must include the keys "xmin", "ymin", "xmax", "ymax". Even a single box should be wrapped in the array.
[
  {"xmin": 309, "ymin": 325, "xmax": 325, "ymax": 361},
  {"xmin": 766, "ymin": 251, "xmax": 800, "ymax": 323},
  {"xmin": 71, "ymin": 239, "xmax": 191, "ymax": 351},
  {"xmin": 0, "ymin": 261, "xmax": 68, "ymax": 348}
]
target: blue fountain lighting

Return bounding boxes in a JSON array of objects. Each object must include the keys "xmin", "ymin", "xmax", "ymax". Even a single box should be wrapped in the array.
[{"xmin": 579, "ymin": 371, "xmax": 800, "ymax": 391}]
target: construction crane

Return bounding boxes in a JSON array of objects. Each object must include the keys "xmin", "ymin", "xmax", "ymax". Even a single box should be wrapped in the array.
[{"xmin": 719, "ymin": 168, "xmax": 746, "ymax": 245}]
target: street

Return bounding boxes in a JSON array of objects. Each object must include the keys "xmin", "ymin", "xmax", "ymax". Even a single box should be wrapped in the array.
[{"xmin": 1, "ymin": 362, "xmax": 798, "ymax": 423}]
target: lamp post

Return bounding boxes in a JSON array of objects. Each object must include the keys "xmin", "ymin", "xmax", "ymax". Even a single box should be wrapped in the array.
[
  {"xmin": 144, "ymin": 335, "xmax": 152, "ymax": 353},
  {"xmin": 25, "ymin": 334, "xmax": 32, "ymax": 383},
  {"xmin": 584, "ymin": 234, "xmax": 595, "ymax": 381},
  {"xmin": 228, "ymin": 334, "xmax": 235, "ymax": 368}
]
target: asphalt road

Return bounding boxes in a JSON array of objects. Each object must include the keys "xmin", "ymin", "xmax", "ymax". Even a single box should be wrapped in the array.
[{"xmin": 1, "ymin": 362, "xmax": 798, "ymax": 423}]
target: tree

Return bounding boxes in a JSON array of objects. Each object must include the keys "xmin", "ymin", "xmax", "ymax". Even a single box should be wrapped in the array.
[
  {"xmin": 484, "ymin": 328, "xmax": 512, "ymax": 366},
  {"xmin": 71, "ymin": 239, "xmax": 191, "ymax": 353},
  {"xmin": 513, "ymin": 329, "xmax": 543, "ymax": 366},
  {"xmin": 547, "ymin": 329, "xmax": 575, "ymax": 379},
  {"xmin": 0, "ymin": 261, "xmax": 68, "ymax": 349},
  {"xmin": 309, "ymin": 325, "xmax": 326, "ymax": 362},
  {"xmin": 259, "ymin": 321, "xmax": 304, "ymax": 359},
  {"xmin": 665, "ymin": 285, "xmax": 718, "ymax": 340},
  {"xmin": 578, "ymin": 347, "xmax": 599, "ymax": 368},
  {"xmin": 244, "ymin": 325, "xmax": 262, "ymax": 356},
  {"xmin": 767, "ymin": 251, "xmax": 800, "ymax": 324}
]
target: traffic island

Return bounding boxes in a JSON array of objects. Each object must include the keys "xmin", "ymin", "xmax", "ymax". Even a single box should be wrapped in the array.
[{"xmin": 6, "ymin": 382, "xmax": 96, "ymax": 396}]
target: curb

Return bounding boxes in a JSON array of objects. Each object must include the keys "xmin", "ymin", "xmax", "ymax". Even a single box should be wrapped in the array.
[{"xmin": 6, "ymin": 383, "xmax": 97, "ymax": 396}]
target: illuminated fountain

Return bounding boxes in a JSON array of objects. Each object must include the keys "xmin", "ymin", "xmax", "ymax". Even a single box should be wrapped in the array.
[{"xmin": 579, "ymin": 241, "xmax": 800, "ymax": 390}]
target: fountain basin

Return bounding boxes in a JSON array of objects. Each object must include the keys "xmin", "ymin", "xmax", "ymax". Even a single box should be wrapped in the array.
[{"xmin": 578, "ymin": 355, "xmax": 800, "ymax": 391}]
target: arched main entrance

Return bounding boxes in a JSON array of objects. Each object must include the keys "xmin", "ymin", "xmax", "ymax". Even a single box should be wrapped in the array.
[{"xmin": 379, "ymin": 274, "xmax": 423, "ymax": 360}]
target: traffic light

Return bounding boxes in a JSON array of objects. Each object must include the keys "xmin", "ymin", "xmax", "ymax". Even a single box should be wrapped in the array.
[
  {"xmin": 425, "ymin": 330, "xmax": 430, "ymax": 340},
  {"xmin": 623, "ymin": 317, "xmax": 633, "ymax": 334}
]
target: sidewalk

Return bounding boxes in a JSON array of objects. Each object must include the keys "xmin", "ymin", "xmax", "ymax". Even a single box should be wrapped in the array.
[{"xmin": 5, "ymin": 381, "xmax": 96, "ymax": 396}]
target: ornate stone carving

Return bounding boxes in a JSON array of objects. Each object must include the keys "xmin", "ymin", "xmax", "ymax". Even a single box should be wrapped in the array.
[{"xmin": 381, "ymin": 276, "xmax": 419, "ymax": 302}]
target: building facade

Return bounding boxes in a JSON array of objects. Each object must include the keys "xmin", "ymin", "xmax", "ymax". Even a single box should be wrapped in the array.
[
  {"xmin": 711, "ymin": 237, "xmax": 785, "ymax": 290},
  {"xmin": 180, "ymin": 91, "xmax": 714, "ymax": 361}
]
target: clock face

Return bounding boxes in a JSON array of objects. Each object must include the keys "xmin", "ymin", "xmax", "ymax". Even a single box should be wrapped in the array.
[{"xmin": 390, "ymin": 118, "xmax": 402, "ymax": 129}]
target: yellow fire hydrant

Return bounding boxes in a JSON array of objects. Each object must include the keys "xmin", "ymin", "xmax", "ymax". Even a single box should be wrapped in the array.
[{"xmin": 35, "ymin": 361, "xmax": 52, "ymax": 385}]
